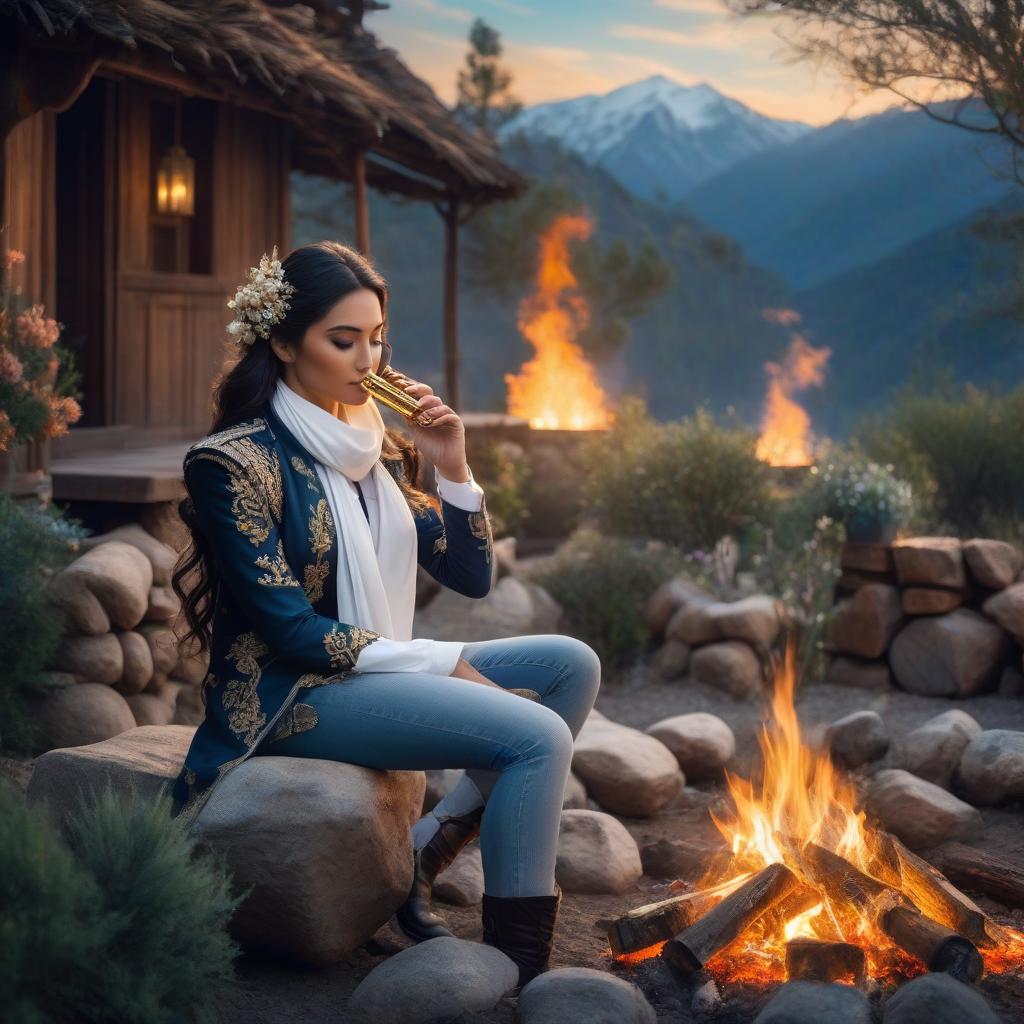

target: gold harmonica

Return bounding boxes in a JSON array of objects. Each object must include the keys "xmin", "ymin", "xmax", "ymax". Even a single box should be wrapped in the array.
[{"xmin": 359, "ymin": 367, "xmax": 434, "ymax": 427}]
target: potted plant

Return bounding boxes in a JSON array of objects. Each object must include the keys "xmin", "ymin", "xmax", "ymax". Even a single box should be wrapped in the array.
[
  {"xmin": 0, "ymin": 249, "xmax": 82, "ymax": 504},
  {"xmin": 811, "ymin": 453, "xmax": 915, "ymax": 543}
]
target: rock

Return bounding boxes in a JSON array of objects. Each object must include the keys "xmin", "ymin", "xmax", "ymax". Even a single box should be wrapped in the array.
[
  {"xmin": 54, "ymin": 632, "xmax": 123, "ymax": 684},
  {"xmin": 125, "ymin": 693, "xmax": 176, "ymax": 727},
  {"xmin": 522, "ymin": 578, "xmax": 564, "ymax": 633},
  {"xmin": 651, "ymin": 640, "xmax": 691, "ymax": 680},
  {"xmin": 192, "ymin": 758, "xmax": 425, "ymax": 965},
  {"xmin": 29, "ymin": 683, "xmax": 138, "ymax": 754},
  {"xmin": 415, "ymin": 563, "xmax": 442, "ymax": 609},
  {"xmin": 80, "ymin": 522, "xmax": 178, "ymax": 586},
  {"xmin": 825, "ymin": 710, "xmax": 890, "ymax": 768},
  {"xmin": 882, "ymin": 970, "xmax": 1000, "ymax": 1024},
  {"xmin": 826, "ymin": 656, "xmax": 891, "ymax": 690},
  {"xmin": 172, "ymin": 636, "xmax": 210, "ymax": 686},
  {"xmin": 690, "ymin": 640, "xmax": 764, "ymax": 699},
  {"xmin": 433, "ymin": 845, "xmax": 484, "ymax": 906},
  {"xmin": 114, "ymin": 630, "xmax": 154, "ymax": 695},
  {"xmin": 347, "ymin": 936, "xmax": 518, "ymax": 1024},
  {"xmin": 422, "ymin": 768, "xmax": 463, "ymax": 811},
  {"xmin": 829, "ymin": 584, "xmax": 903, "ymax": 659},
  {"xmin": 982, "ymin": 581, "xmax": 1024, "ymax": 645},
  {"xmin": 753, "ymin": 981, "xmax": 870, "ymax": 1024},
  {"xmin": 413, "ymin": 575, "xmax": 545, "ymax": 642},
  {"xmin": 555, "ymin": 809, "xmax": 643, "ymax": 894},
  {"xmin": 139, "ymin": 499, "xmax": 191, "ymax": 552},
  {"xmin": 668, "ymin": 595, "xmax": 781, "ymax": 651},
  {"xmin": 137, "ymin": 623, "xmax": 179, "ymax": 675},
  {"xmin": 645, "ymin": 712, "xmax": 735, "ymax": 780},
  {"xmin": 838, "ymin": 568, "xmax": 897, "ymax": 592},
  {"xmin": 146, "ymin": 585, "xmax": 180, "ymax": 622},
  {"xmin": 889, "ymin": 609, "xmax": 1010, "ymax": 697},
  {"xmin": 572, "ymin": 716, "xmax": 684, "ymax": 817},
  {"xmin": 517, "ymin": 967, "xmax": 656, "ymax": 1024},
  {"xmin": 963, "ymin": 538, "xmax": 1022, "ymax": 591},
  {"xmin": 900, "ymin": 710, "xmax": 982, "ymax": 788},
  {"xmin": 563, "ymin": 771, "xmax": 588, "ymax": 809},
  {"xmin": 841, "ymin": 541, "xmax": 894, "ymax": 574},
  {"xmin": 901, "ymin": 588, "xmax": 962, "ymax": 615},
  {"xmin": 640, "ymin": 835, "xmax": 728, "ymax": 881},
  {"xmin": 49, "ymin": 541, "xmax": 153, "ymax": 633},
  {"xmin": 998, "ymin": 663, "xmax": 1024, "ymax": 697},
  {"xmin": 40, "ymin": 671, "xmax": 78, "ymax": 690},
  {"xmin": 493, "ymin": 536, "xmax": 516, "ymax": 579},
  {"xmin": 866, "ymin": 769, "xmax": 982, "ymax": 850},
  {"xmin": 645, "ymin": 576, "xmax": 714, "ymax": 640},
  {"xmin": 955, "ymin": 729, "xmax": 1024, "ymax": 805},
  {"xmin": 27, "ymin": 724, "xmax": 194, "ymax": 822},
  {"xmin": 170, "ymin": 681, "xmax": 204, "ymax": 725},
  {"xmin": 892, "ymin": 537, "xmax": 966, "ymax": 589}
]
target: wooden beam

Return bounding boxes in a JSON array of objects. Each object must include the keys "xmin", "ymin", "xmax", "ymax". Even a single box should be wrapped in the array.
[{"xmin": 353, "ymin": 148, "xmax": 370, "ymax": 256}]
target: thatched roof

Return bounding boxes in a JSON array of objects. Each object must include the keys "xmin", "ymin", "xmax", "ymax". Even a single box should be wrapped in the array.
[{"xmin": 3, "ymin": 0, "xmax": 526, "ymax": 203}]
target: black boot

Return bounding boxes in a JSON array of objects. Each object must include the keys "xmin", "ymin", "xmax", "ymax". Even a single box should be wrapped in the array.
[
  {"xmin": 395, "ymin": 807, "xmax": 484, "ymax": 943},
  {"xmin": 481, "ymin": 884, "xmax": 561, "ymax": 987}
]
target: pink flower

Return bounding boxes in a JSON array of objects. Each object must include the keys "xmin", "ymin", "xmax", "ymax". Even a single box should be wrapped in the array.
[
  {"xmin": 4, "ymin": 250, "xmax": 25, "ymax": 270},
  {"xmin": 15, "ymin": 304, "xmax": 60, "ymax": 349},
  {"xmin": 0, "ymin": 346, "xmax": 23, "ymax": 383}
]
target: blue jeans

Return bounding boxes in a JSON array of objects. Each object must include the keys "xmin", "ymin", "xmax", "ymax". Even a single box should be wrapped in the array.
[{"xmin": 252, "ymin": 634, "xmax": 601, "ymax": 897}]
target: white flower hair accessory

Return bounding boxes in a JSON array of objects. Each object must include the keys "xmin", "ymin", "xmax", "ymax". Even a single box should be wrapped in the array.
[{"xmin": 226, "ymin": 246, "xmax": 296, "ymax": 349}]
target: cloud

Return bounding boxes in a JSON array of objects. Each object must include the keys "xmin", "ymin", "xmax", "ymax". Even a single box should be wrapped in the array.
[
  {"xmin": 405, "ymin": 0, "xmax": 473, "ymax": 23},
  {"xmin": 485, "ymin": 0, "xmax": 534, "ymax": 14},
  {"xmin": 654, "ymin": 0, "xmax": 731, "ymax": 13},
  {"xmin": 609, "ymin": 19, "xmax": 784, "ymax": 54}
]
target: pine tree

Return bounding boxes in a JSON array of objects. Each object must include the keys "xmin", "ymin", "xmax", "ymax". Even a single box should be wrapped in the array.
[{"xmin": 454, "ymin": 18, "xmax": 522, "ymax": 139}]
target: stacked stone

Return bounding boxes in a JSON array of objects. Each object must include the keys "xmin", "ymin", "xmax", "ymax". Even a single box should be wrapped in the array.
[
  {"xmin": 644, "ymin": 576, "xmax": 783, "ymax": 699},
  {"xmin": 827, "ymin": 536, "xmax": 1024, "ymax": 698},
  {"xmin": 36, "ymin": 524, "xmax": 208, "ymax": 752}
]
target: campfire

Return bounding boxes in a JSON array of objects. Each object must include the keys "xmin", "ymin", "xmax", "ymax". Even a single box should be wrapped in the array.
[
  {"xmin": 607, "ymin": 645, "xmax": 1024, "ymax": 991},
  {"xmin": 756, "ymin": 311, "xmax": 830, "ymax": 468},
  {"xmin": 505, "ymin": 213, "xmax": 612, "ymax": 431}
]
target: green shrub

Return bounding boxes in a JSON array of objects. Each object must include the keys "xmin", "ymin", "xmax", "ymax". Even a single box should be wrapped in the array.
[
  {"xmin": 472, "ymin": 440, "xmax": 531, "ymax": 538},
  {"xmin": 857, "ymin": 383, "xmax": 1024, "ymax": 539},
  {"xmin": 1, "ymin": 781, "xmax": 244, "ymax": 1024},
  {"xmin": 0, "ymin": 497, "xmax": 87, "ymax": 753},
  {"xmin": 527, "ymin": 526, "xmax": 687, "ymax": 671},
  {"xmin": 578, "ymin": 397, "xmax": 772, "ymax": 551}
]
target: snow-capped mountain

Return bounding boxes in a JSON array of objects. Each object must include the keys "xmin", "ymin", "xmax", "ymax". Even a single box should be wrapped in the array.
[{"xmin": 500, "ymin": 75, "xmax": 811, "ymax": 203}]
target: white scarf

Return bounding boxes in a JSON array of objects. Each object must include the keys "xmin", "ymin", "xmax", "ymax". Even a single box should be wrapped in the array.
[{"xmin": 270, "ymin": 379, "xmax": 418, "ymax": 641}]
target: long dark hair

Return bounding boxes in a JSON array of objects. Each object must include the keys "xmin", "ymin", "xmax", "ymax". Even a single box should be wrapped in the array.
[{"xmin": 172, "ymin": 241, "xmax": 433, "ymax": 660}]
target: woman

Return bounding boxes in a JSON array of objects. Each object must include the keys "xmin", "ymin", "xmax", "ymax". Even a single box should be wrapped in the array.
[{"xmin": 170, "ymin": 241, "xmax": 601, "ymax": 986}]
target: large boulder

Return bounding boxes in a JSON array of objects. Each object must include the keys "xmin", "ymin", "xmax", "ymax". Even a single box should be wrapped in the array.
[
  {"xmin": 899, "ymin": 710, "xmax": 982, "ymax": 789},
  {"xmin": 555, "ymin": 809, "xmax": 643, "ymax": 894},
  {"xmin": 29, "ymin": 683, "xmax": 138, "ymax": 754},
  {"xmin": 825, "ymin": 710, "xmax": 890, "ymax": 769},
  {"xmin": 825, "ymin": 656, "xmax": 891, "ymax": 690},
  {"xmin": 900, "ymin": 588, "xmax": 962, "ymax": 616},
  {"xmin": 866, "ymin": 769, "xmax": 982, "ymax": 850},
  {"xmin": 645, "ymin": 712, "xmax": 735, "ymax": 780},
  {"xmin": 981, "ymin": 581, "xmax": 1024, "ymax": 646},
  {"xmin": 80, "ymin": 522, "xmax": 178, "ymax": 587},
  {"xmin": 650, "ymin": 640, "xmax": 691, "ymax": 681},
  {"xmin": 56, "ymin": 632, "xmax": 124, "ymax": 684},
  {"xmin": 963, "ymin": 538, "xmax": 1022, "ymax": 592},
  {"xmin": 840, "ymin": 541, "xmax": 894, "ymax": 574},
  {"xmin": 48, "ymin": 541, "xmax": 153, "ymax": 634},
  {"xmin": 572, "ymin": 715, "xmax": 684, "ymax": 817},
  {"xmin": 891, "ymin": 537, "xmax": 965, "ymax": 589},
  {"xmin": 690, "ymin": 640, "xmax": 763, "ymax": 699},
  {"xmin": 191, "ymin": 757, "xmax": 425, "ymax": 966},
  {"xmin": 753, "ymin": 982, "xmax": 870, "ymax": 1024},
  {"xmin": 137, "ymin": 623, "xmax": 179, "ymax": 675},
  {"xmin": 146, "ymin": 585, "xmax": 181, "ymax": 622},
  {"xmin": 828, "ymin": 584, "xmax": 903, "ymax": 659},
  {"xmin": 668, "ymin": 595, "xmax": 781, "ymax": 652},
  {"xmin": 645, "ymin": 576, "xmax": 714, "ymax": 640},
  {"xmin": 889, "ymin": 609, "xmax": 1010, "ymax": 697},
  {"xmin": 882, "ymin": 970, "xmax": 1001, "ymax": 1024},
  {"xmin": 125, "ymin": 693, "xmax": 176, "ymax": 727},
  {"xmin": 114, "ymin": 630, "xmax": 154, "ymax": 695},
  {"xmin": 518, "ymin": 967, "xmax": 656, "ymax": 1024},
  {"xmin": 347, "ymin": 936, "xmax": 518, "ymax": 1024},
  {"xmin": 27, "ymin": 724, "xmax": 194, "ymax": 823},
  {"xmin": 955, "ymin": 729, "xmax": 1024, "ymax": 805},
  {"xmin": 433, "ymin": 845, "xmax": 484, "ymax": 906}
]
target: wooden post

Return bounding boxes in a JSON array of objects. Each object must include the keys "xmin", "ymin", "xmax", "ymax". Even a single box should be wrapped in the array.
[
  {"xmin": 442, "ymin": 196, "xmax": 460, "ymax": 411},
  {"xmin": 353, "ymin": 148, "xmax": 369, "ymax": 256}
]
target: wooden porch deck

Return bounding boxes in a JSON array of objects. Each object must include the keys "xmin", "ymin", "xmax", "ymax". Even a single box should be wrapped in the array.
[{"xmin": 51, "ymin": 439, "xmax": 195, "ymax": 503}]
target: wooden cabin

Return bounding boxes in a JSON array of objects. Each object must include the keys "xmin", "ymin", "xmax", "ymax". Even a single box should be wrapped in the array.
[{"xmin": 0, "ymin": 0, "xmax": 524, "ymax": 516}]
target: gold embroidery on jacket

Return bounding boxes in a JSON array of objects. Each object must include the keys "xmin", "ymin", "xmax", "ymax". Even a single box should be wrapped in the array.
[
  {"xmin": 256, "ymin": 539, "xmax": 301, "ymax": 587},
  {"xmin": 303, "ymin": 498, "xmax": 334, "ymax": 603},
  {"xmin": 297, "ymin": 672, "xmax": 327, "ymax": 688},
  {"xmin": 323, "ymin": 624, "xmax": 381, "ymax": 671},
  {"xmin": 222, "ymin": 632, "xmax": 269, "ymax": 745},
  {"xmin": 268, "ymin": 702, "xmax": 319, "ymax": 744},
  {"xmin": 433, "ymin": 533, "xmax": 448, "ymax": 555},
  {"xmin": 291, "ymin": 456, "xmax": 320, "ymax": 491},
  {"xmin": 467, "ymin": 495, "xmax": 494, "ymax": 566}
]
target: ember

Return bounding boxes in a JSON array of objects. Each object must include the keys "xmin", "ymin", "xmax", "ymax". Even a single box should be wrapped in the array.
[{"xmin": 608, "ymin": 644, "xmax": 1024, "ymax": 989}]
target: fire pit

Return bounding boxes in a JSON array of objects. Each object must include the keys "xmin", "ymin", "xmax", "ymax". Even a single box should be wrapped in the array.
[{"xmin": 604, "ymin": 647, "xmax": 1024, "ymax": 1004}]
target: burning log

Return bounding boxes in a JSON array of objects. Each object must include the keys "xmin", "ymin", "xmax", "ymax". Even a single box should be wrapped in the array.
[
  {"xmin": 871, "ymin": 832, "xmax": 1010, "ymax": 948},
  {"xmin": 795, "ymin": 841, "xmax": 983, "ymax": 984},
  {"xmin": 607, "ymin": 888, "xmax": 722, "ymax": 956},
  {"xmin": 930, "ymin": 843, "xmax": 1024, "ymax": 910},
  {"xmin": 785, "ymin": 937, "xmax": 866, "ymax": 986},
  {"xmin": 661, "ymin": 863, "xmax": 800, "ymax": 974}
]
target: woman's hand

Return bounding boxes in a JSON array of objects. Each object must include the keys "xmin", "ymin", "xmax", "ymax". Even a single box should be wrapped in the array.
[
  {"xmin": 449, "ymin": 657, "xmax": 504, "ymax": 690},
  {"xmin": 401, "ymin": 381, "xmax": 468, "ymax": 480}
]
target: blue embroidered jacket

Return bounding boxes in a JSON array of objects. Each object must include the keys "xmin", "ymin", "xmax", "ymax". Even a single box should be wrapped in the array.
[{"xmin": 169, "ymin": 404, "xmax": 493, "ymax": 827}]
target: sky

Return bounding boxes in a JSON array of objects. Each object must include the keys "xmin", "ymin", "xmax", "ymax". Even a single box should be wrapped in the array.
[{"xmin": 371, "ymin": 0, "xmax": 912, "ymax": 127}]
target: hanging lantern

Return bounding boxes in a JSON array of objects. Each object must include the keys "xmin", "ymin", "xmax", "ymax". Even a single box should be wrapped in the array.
[{"xmin": 155, "ymin": 144, "xmax": 195, "ymax": 215}]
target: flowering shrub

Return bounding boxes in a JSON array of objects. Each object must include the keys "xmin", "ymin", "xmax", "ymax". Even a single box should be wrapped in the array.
[
  {"xmin": 810, "ymin": 452, "xmax": 914, "ymax": 540},
  {"xmin": 0, "ymin": 249, "xmax": 82, "ymax": 451}
]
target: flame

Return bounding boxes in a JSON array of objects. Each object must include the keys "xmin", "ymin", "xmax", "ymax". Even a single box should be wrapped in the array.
[
  {"xmin": 505, "ymin": 214, "xmax": 612, "ymax": 430},
  {"xmin": 612, "ymin": 642, "xmax": 1024, "ymax": 986},
  {"xmin": 756, "ymin": 311, "xmax": 830, "ymax": 467}
]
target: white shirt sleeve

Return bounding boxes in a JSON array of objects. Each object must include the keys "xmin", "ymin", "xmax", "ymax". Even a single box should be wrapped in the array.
[
  {"xmin": 353, "ymin": 637, "xmax": 465, "ymax": 676},
  {"xmin": 435, "ymin": 464, "xmax": 484, "ymax": 512}
]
